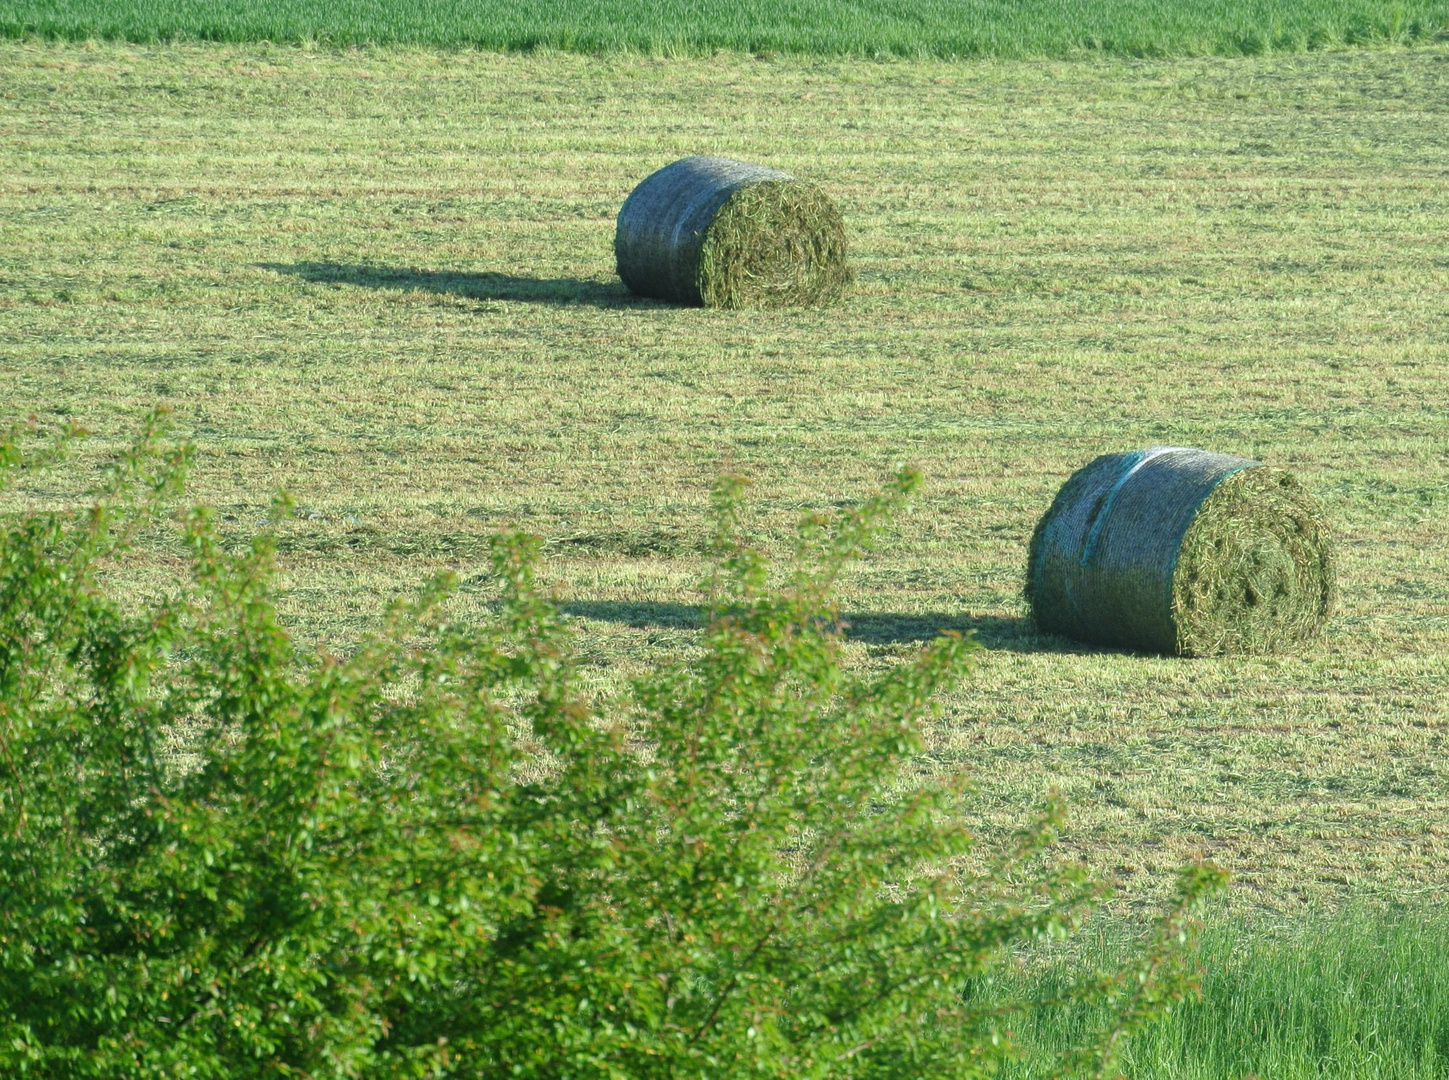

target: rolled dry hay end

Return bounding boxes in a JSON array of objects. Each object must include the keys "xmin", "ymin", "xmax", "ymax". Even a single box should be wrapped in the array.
[
  {"xmin": 1027, "ymin": 448, "xmax": 1334, "ymax": 656},
  {"xmin": 615, "ymin": 155, "xmax": 851, "ymax": 308}
]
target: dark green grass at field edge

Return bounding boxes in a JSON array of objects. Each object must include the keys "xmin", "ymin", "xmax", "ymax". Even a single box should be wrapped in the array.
[
  {"xmin": 3, "ymin": 0, "xmax": 1448, "ymax": 58},
  {"xmin": 1002, "ymin": 908, "xmax": 1449, "ymax": 1079}
]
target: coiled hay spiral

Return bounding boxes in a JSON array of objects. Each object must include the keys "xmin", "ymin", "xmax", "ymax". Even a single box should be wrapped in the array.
[
  {"xmin": 614, "ymin": 155, "xmax": 851, "ymax": 308},
  {"xmin": 1026, "ymin": 447, "xmax": 1334, "ymax": 656}
]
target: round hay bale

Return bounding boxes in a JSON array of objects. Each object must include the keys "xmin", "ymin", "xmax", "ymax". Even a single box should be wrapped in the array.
[
  {"xmin": 614, "ymin": 155, "xmax": 851, "ymax": 308},
  {"xmin": 1026, "ymin": 447, "xmax": 1334, "ymax": 656}
]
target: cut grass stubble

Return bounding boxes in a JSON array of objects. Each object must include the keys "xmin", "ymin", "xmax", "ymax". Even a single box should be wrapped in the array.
[{"xmin": 1, "ymin": 40, "xmax": 1446, "ymax": 923}]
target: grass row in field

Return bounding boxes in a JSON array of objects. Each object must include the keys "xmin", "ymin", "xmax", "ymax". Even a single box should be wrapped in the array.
[
  {"xmin": 1005, "ymin": 907, "xmax": 1449, "ymax": 1079},
  {"xmin": 2, "ymin": 0, "xmax": 1448, "ymax": 58}
]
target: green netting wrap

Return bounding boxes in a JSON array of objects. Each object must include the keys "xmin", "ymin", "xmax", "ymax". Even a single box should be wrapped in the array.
[
  {"xmin": 1027, "ymin": 448, "xmax": 1334, "ymax": 656},
  {"xmin": 614, "ymin": 155, "xmax": 852, "ymax": 308}
]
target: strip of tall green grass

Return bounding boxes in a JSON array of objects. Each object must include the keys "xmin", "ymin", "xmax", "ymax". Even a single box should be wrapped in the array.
[
  {"xmin": 1004, "ymin": 908, "xmax": 1449, "ymax": 1079},
  {"xmin": 3, "ymin": 0, "xmax": 1447, "ymax": 58}
]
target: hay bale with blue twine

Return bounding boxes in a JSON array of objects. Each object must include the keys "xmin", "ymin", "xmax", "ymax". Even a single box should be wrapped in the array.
[
  {"xmin": 615, "ymin": 155, "xmax": 851, "ymax": 308},
  {"xmin": 1027, "ymin": 448, "xmax": 1334, "ymax": 656}
]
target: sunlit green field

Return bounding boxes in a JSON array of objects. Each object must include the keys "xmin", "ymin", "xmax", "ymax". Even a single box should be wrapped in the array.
[
  {"xmin": 5, "ymin": 0, "xmax": 1449, "ymax": 57},
  {"xmin": 3, "ymin": 39, "xmax": 1447, "ymax": 926}
]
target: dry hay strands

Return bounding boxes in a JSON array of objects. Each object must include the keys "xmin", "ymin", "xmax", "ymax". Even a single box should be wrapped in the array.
[
  {"xmin": 1027, "ymin": 447, "xmax": 1335, "ymax": 657},
  {"xmin": 614, "ymin": 155, "xmax": 851, "ymax": 309}
]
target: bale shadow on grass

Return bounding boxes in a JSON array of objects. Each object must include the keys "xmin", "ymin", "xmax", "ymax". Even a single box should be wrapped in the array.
[
  {"xmin": 560, "ymin": 600, "xmax": 1069, "ymax": 654},
  {"xmin": 261, "ymin": 262, "xmax": 650, "ymax": 308}
]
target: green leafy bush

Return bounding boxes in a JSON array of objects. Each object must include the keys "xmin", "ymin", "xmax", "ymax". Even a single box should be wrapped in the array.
[{"xmin": 0, "ymin": 414, "xmax": 1222, "ymax": 1078}]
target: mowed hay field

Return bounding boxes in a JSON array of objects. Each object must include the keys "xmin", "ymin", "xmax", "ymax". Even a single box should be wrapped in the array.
[{"xmin": 2, "ymin": 39, "xmax": 1447, "ymax": 915}]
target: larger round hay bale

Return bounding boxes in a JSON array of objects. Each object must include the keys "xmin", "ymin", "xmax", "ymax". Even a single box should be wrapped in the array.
[
  {"xmin": 1026, "ymin": 447, "xmax": 1334, "ymax": 656},
  {"xmin": 614, "ymin": 155, "xmax": 851, "ymax": 308}
]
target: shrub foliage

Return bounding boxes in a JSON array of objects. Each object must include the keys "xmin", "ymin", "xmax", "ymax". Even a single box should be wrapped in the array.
[{"xmin": 0, "ymin": 414, "xmax": 1222, "ymax": 1078}]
